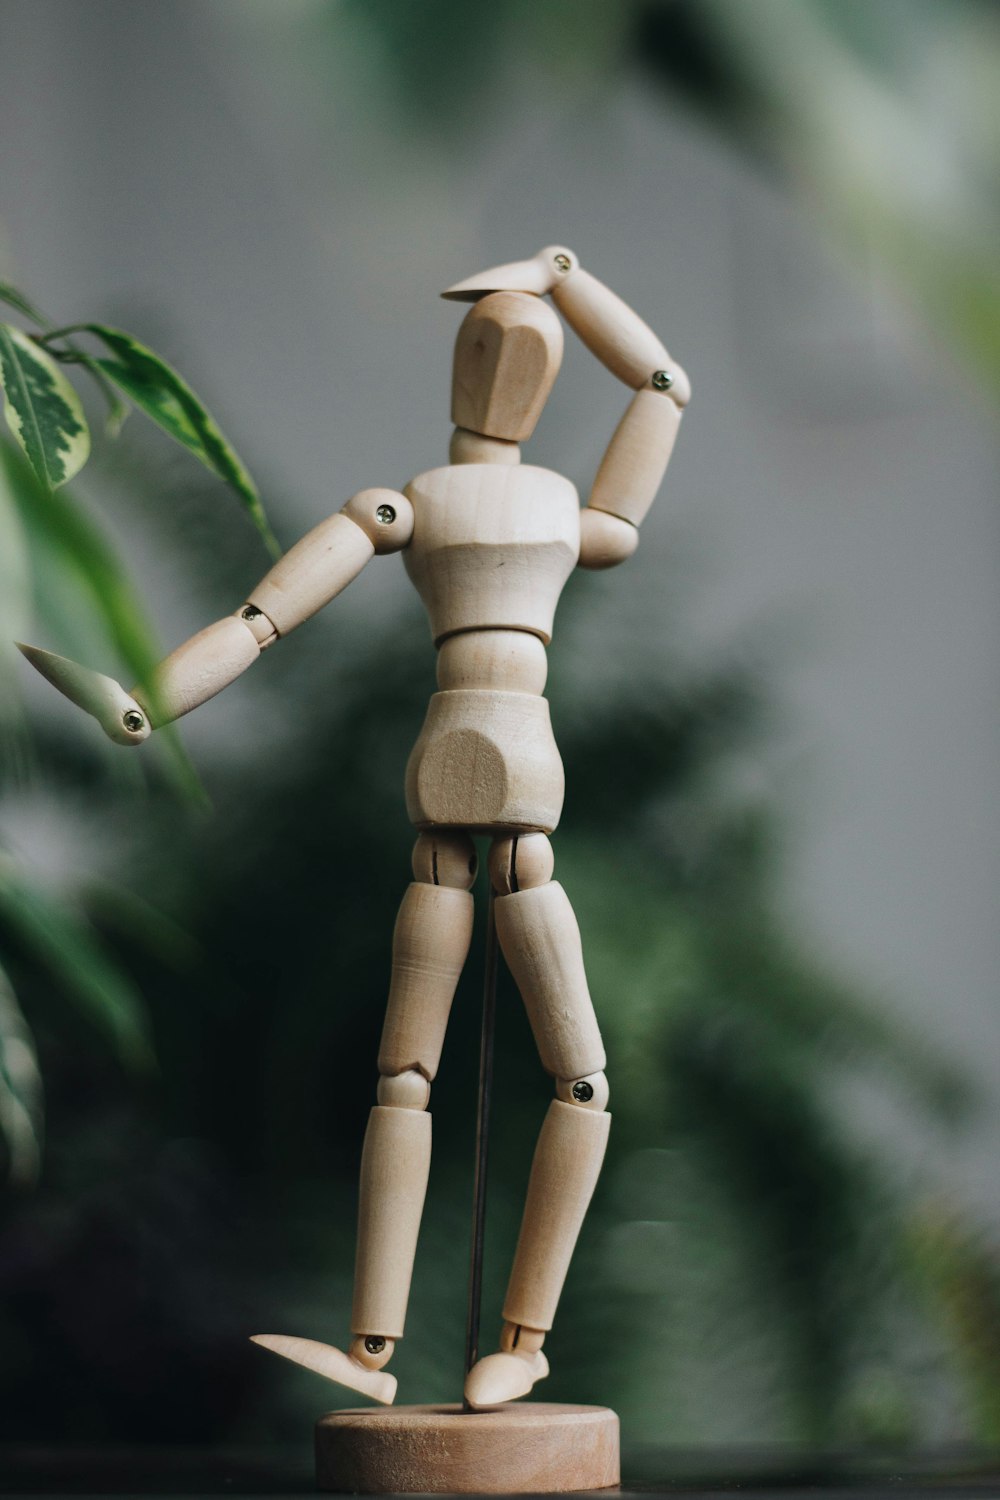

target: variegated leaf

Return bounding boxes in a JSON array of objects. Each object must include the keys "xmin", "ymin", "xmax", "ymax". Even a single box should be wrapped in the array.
[
  {"xmin": 0, "ymin": 958, "xmax": 43, "ymax": 1187},
  {"xmin": 80, "ymin": 325, "xmax": 279, "ymax": 558},
  {"xmin": 0, "ymin": 325, "xmax": 90, "ymax": 490}
]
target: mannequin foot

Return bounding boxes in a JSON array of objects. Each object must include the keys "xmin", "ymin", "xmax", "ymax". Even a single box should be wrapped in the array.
[
  {"xmin": 250, "ymin": 1333, "xmax": 397, "ymax": 1405},
  {"xmin": 463, "ymin": 1348, "xmax": 549, "ymax": 1409}
]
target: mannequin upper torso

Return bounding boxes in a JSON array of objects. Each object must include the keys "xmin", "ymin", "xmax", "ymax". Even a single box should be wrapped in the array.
[{"xmin": 402, "ymin": 450, "xmax": 580, "ymax": 835}]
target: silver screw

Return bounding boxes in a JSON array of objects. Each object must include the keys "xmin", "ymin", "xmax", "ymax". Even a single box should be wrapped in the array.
[
  {"xmin": 122, "ymin": 710, "xmax": 145, "ymax": 733},
  {"xmin": 652, "ymin": 369, "xmax": 674, "ymax": 391},
  {"xmin": 241, "ymin": 605, "xmax": 261, "ymax": 621},
  {"xmin": 554, "ymin": 253, "xmax": 571, "ymax": 273},
  {"xmin": 375, "ymin": 504, "xmax": 396, "ymax": 525},
  {"xmin": 572, "ymin": 1080, "xmax": 594, "ymax": 1103},
  {"xmin": 364, "ymin": 1335, "xmax": 386, "ymax": 1355}
]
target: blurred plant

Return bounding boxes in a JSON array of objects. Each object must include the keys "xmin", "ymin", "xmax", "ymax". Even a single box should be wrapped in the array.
[
  {"xmin": 0, "ymin": 259, "xmax": 995, "ymax": 1457},
  {"xmin": 0, "ymin": 279, "xmax": 278, "ymax": 553},
  {"xmin": 336, "ymin": 0, "xmax": 1000, "ymax": 402},
  {"xmin": 910, "ymin": 1208, "xmax": 1000, "ymax": 1446},
  {"xmin": 0, "ymin": 277, "xmax": 282, "ymax": 1187}
]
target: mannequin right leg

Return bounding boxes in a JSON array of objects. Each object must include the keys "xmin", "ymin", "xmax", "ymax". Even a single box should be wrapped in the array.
[{"xmin": 252, "ymin": 829, "xmax": 476, "ymax": 1404}]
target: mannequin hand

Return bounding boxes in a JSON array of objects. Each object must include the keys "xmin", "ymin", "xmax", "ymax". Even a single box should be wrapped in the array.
[{"xmin": 17, "ymin": 643, "xmax": 151, "ymax": 746}]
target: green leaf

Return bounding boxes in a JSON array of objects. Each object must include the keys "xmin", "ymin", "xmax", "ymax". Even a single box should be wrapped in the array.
[
  {"xmin": 0, "ymin": 854, "xmax": 154, "ymax": 1074},
  {"xmin": 0, "ymin": 325, "xmax": 90, "ymax": 490},
  {"xmin": 63, "ymin": 324, "xmax": 279, "ymax": 558},
  {"xmin": 0, "ymin": 442, "xmax": 206, "ymax": 804},
  {"xmin": 0, "ymin": 288, "xmax": 129, "ymax": 436},
  {"xmin": 0, "ymin": 281, "xmax": 52, "ymax": 326},
  {"xmin": 0, "ymin": 958, "xmax": 43, "ymax": 1187}
]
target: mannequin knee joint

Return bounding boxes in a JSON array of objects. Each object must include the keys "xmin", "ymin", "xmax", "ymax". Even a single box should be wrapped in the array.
[
  {"xmin": 556, "ymin": 1071, "xmax": 609, "ymax": 1111},
  {"xmin": 377, "ymin": 1068, "xmax": 431, "ymax": 1109},
  {"xmin": 488, "ymin": 832, "xmax": 554, "ymax": 895},
  {"xmin": 411, "ymin": 831, "xmax": 477, "ymax": 889}
]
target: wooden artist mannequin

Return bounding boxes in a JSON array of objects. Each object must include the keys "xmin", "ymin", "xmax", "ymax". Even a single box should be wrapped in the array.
[{"xmin": 20, "ymin": 246, "xmax": 689, "ymax": 1416}]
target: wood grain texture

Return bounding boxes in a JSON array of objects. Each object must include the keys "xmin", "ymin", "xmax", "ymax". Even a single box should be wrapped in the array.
[
  {"xmin": 494, "ymin": 881, "xmax": 606, "ymax": 1078},
  {"xmin": 248, "ymin": 512, "xmax": 374, "ymax": 635},
  {"xmin": 351, "ymin": 1105, "xmax": 432, "ymax": 1339},
  {"xmin": 403, "ymin": 464, "xmax": 580, "ymax": 645},
  {"xmin": 552, "ymin": 268, "xmax": 669, "ymax": 388},
  {"xmin": 449, "ymin": 427, "xmax": 521, "ymax": 465},
  {"xmin": 136, "ymin": 615, "xmax": 259, "ymax": 724},
  {"xmin": 451, "ymin": 291, "xmax": 563, "ymax": 441},
  {"xmin": 315, "ymin": 1402, "xmax": 619, "ymax": 1493},
  {"xmin": 405, "ymin": 690, "xmax": 565, "ymax": 834},
  {"xmin": 577, "ymin": 508, "xmax": 639, "ymax": 570},
  {"xmin": 377, "ymin": 882, "xmax": 474, "ymax": 1080},
  {"xmin": 436, "ymin": 629, "xmax": 548, "ymax": 694},
  {"xmin": 502, "ymin": 1100, "xmax": 611, "ymax": 1332},
  {"xmin": 589, "ymin": 386, "xmax": 681, "ymax": 526}
]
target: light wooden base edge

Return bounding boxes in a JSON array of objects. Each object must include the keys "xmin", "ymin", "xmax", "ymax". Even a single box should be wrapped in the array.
[{"xmin": 315, "ymin": 1401, "xmax": 620, "ymax": 1494}]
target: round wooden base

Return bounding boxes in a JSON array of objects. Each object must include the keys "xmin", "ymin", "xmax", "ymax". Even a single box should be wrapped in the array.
[{"xmin": 315, "ymin": 1401, "xmax": 620, "ymax": 1494}]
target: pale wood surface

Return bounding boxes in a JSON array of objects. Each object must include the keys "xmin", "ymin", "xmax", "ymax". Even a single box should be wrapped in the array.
[
  {"xmin": 248, "ymin": 512, "xmax": 374, "ymax": 636},
  {"xmin": 405, "ymin": 689, "xmax": 565, "ymax": 834},
  {"xmin": 502, "ymin": 1100, "xmax": 611, "ymax": 1332},
  {"xmin": 464, "ymin": 1348, "xmax": 549, "ymax": 1409},
  {"xmin": 577, "ymin": 507, "xmax": 640, "ymax": 570},
  {"xmin": 552, "ymin": 268, "xmax": 669, "ymax": 388},
  {"xmin": 403, "ymin": 463, "xmax": 580, "ymax": 645},
  {"xmin": 589, "ymin": 386, "xmax": 681, "ymax": 526},
  {"xmin": 340, "ymin": 488, "xmax": 414, "ymax": 553},
  {"xmin": 441, "ymin": 243, "xmax": 579, "ymax": 301},
  {"xmin": 351, "ymin": 1105, "xmax": 432, "ymax": 1339},
  {"xmin": 494, "ymin": 882, "xmax": 605, "ymax": 1079},
  {"xmin": 449, "ymin": 427, "xmax": 521, "ymax": 465},
  {"xmin": 451, "ymin": 291, "xmax": 563, "ymax": 441},
  {"xmin": 436, "ymin": 628, "xmax": 548, "ymax": 695},
  {"xmin": 377, "ymin": 882, "xmax": 474, "ymax": 1080},
  {"xmin": 487, "ymin": 830, "xmax": 556, "ymax": 896},
  {"xmin": 249, "ymin": 1334, "xmax": 396, "ymax": 1406},
  {"xmin": 409, "ymin": 829, "xmax": 479, "ymax": 888},
  {"xmin": 315, "ymin": 1402, "xmax": 620, "ymax": 1494},
  {"xmin": 16, "ymin": 644, "xmax": 152, "ymax": 745},
  {"xmin": 137, "ymin": 615, "xmax": 259, "ymax": 724}
]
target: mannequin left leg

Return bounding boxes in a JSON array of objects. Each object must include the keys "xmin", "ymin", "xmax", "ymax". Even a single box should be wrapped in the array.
[{"xmin": 464, "ymin": 833, "xmax": 610, "ymax": 1408}]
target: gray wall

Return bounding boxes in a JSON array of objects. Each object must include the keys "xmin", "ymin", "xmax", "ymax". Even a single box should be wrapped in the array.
[{"xmin": 1, "ymin": 1, "xmax": 996, "ymax": 1220}]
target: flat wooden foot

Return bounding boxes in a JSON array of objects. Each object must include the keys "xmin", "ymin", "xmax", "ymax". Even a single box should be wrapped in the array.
[{"xmin": 315, "ymin": 1401, "xmax": 620, "ymax": 1493}]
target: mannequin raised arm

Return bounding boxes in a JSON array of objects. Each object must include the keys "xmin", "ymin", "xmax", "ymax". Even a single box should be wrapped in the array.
[
  {"xmin": 442, "ymin": 244, "xmax": 690, "ymax": 571},
  {"xmin": 18, "ymin": 487, "xmax": 413, "ymax": 745},
  {"xmin": 551, "ymin": 260, "xmax": 690, "ymax": 571}
]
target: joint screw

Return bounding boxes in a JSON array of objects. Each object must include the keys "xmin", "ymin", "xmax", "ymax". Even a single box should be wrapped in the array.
[
  {"xmin": 122, "ymin": 710, "xmax": 145, "ymax": 733},
  {"xmin": 652, "ymin": 369, "xmax": 674, "ymax": 391},
  {"xmin": 364, "ymin": 1335, "xmax": 386, "ymax": 1355},
  {"xmin": 554, "ymin": 253, "xmax": 572, "ymax": 273},
  {"xmin": 375, "ymin": 504, "xmax": 396, "ymax": 525},
  {"xmin": 241, "ymin": 605, "xmax": 261, "ymax": 621},
  {"xmin": 572, "ymin": 1080, "xmax": 594, "ymax": 1103}
]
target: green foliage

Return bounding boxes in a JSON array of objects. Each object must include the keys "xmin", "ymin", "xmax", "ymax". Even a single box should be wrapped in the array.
[
  {"xmin": 44, "ymin": 324, "xmax": 280, "ymax": 560},
  {"xmin": 0, "ymin": 325, "xmax": 90, "ymax": 489},
  {"xmin": 0, "ymin": 959, "xmax": 42, "ymax": 1188},
  {"xmin": 0, "ymin": 278, "xmax": 278, "ymax": 554},
  {"xmin": 910, "ymin": 1211, "xmax": 1000, "ymax": 1446},
  {"xmin": 0, "ymin": 853, "xmax": 154, "ymax": 1076}
]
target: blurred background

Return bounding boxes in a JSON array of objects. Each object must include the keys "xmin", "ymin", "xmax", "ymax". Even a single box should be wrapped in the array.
[{"xmin": 0, "ymin": 0, "xmax": 997, "ymax": 1480}]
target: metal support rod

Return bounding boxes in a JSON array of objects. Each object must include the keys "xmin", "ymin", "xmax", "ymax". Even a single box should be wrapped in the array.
[{"xmin": 463, "ymin": 888, "xmax": 499, "ymax": 1407}]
